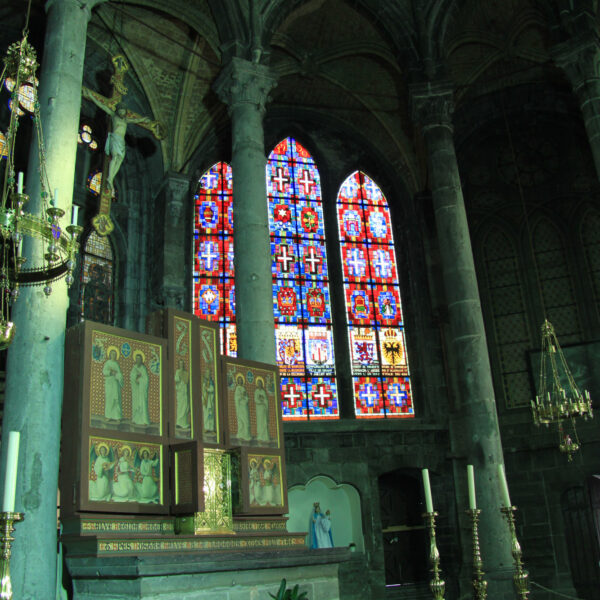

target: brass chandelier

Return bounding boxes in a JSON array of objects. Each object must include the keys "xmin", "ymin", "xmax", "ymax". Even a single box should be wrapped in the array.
[
  {"xmin": 0, "ymin": 33, "xmax": 82, "ymax": 349},
  {"xmin": 531, "ymin": 320, "xmax": 593, "ymax": 461}
]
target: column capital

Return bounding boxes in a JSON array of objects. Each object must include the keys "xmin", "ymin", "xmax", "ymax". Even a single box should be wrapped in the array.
[
  {"xmin": 157, "ymin": 171, "xmax": 192, "ymax": 225},
  {"xmin": 214, "ymin": 57, "xmax": 277, "ymax": 115},
  {"xmin": 552, "ymin": 33, "xmax": 600, "ymax": 94},
  {"xmin": 409, "ymin": 81, "xmax": 455, "ymax": 132},
  {"xmin": 45, "ymin": 0, "xmax": 107, "ymax": 16}
]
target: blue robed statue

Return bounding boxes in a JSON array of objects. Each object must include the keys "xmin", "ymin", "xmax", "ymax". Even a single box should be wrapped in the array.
[{"xmin": 308, "ymin": 501, "xmax": 334, "ymax": 548}]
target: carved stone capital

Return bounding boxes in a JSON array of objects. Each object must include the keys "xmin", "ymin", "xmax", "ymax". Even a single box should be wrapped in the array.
[
  {"xmin": 160, "ymin": 172, "xmax": 192, "ymax": 225},
  {"xmin": 409, "ymin": 82, "xmax": 455, "ymax": 132},
  {"xmin": 552, "ymin": 34, "xmax": 600, "ymax": 95},
  {"xmin": 214, "ymin": 57, "xmax": 277, "ymax": 115},
  {"xmin": 153, "ymin": 285, "xmax": 186, "ymax": 310}
]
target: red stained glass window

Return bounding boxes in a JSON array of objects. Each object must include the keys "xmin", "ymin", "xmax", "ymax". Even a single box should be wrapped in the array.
[
  {"xmin": 338, "ymin": 172, "xmax": 414, "ymax": 418},
  {"xmin": 193, "ymin": 162, "xmax": 236, "ymax": 354},
  {"xmin": 267, "ymin": 138, "xmax": 338, "ymax": 420}
]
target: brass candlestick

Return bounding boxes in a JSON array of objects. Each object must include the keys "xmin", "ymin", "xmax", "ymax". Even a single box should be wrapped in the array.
[
  {"xmin": 500, "ymin": 506, "xmax": 529, "ymax": 599},
  {"xmin": 0, "ymin": 511, "xmax": 23, "ymax": 600},
  {"xmin": 423, "ymin": 511, "xmax": 445, "ymax": 599},
  {"xmin": 466, "ymin": 509, "xmax": 488, "ymax": 600}
]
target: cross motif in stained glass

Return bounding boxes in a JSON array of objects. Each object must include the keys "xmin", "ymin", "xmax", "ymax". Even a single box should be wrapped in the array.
[
  {"xmin": 271, "ymin": 165, "xmax": 291, "ymax": 193},
  {"xmin": 302, "ymin": 244, "xmax": 323, "ymax": 276},
  {"xmin": 201, "ymin": 169, "xmax": 219, "ymax": 190},
  {"xmin": 285, "ymin": 383, "xmax": 302, "ymax": 407},
  {"xmin": 359, "ymin": 382, "xmax": 378, "ymax": 407},
  {"xmin": 297, "ymin": 168, "xmax": 315, "ymax": 195},
  {"xmin": 372, "ymin": 248, "xmax": 393, "ymax": 279},
  {"xmin": 346, "ymin": 247, "xmax": 366, "ymax": 278},
  {"xmin": 275, "ymin": 242, "xmax": 295, "ymax": 273},
  {"xmin": 199, "ymin": 240, "xmax": 220, "ymax": 272}
]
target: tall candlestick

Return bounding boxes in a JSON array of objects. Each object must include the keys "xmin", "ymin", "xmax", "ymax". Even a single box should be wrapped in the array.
[
  {"xmin": 2, "ymin": 432, "xmax": 20, "ymax": 513},
  {"xmin": 17, "ymin": 173, "xmax": 23, "ymax": 195},
  {"xmin": 71, "ymin": 204, "xmax": 79, "ymax": 226},
  {"xmin": 422, "ymin": 468, "xmax": 434, "ymax": 513},
  {"xmin": 498, "ymin": 464, "xmax": 512, "ymax": 508},
  {"xmin": 467, "ymin": 465, "xmax": 476, "ymax": 510}
]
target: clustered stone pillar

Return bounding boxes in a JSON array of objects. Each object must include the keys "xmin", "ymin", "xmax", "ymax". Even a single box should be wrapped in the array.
[
  {"xmin": 0, "ymin": 1, "xmax": 99, "ymax": 598},
  {"xmin": 410, "ymin": 82, "xmax": 514, "ymax": 598},
  {"xmin": 214, "ymin": 57, "xmax": 277, "ymax": 365},
  {"xmin": 553, "ymin": 35, "xmax": 600, "ymax": 180}
]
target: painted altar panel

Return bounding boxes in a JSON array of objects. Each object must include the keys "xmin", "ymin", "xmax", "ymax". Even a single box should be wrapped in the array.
[
  {"xmin": 87, "ymin": 326, "xmax": 165, "ymax": 437},
  {"xmin": 230, "ymin": 447, "xmax": 288, "ymax": 515},
  {"xmin": 196, "ymin": 321, "xmax": 222, "ymax": 446},
  {"xmin": 146, "ymin": 309, "xmax": 198, "ymax": 441},
  {"xmin": 82, "ymin": 435, "xmax": 166, "ymax": 514},
  {"xmin": 221, "ymin": 357, "xmax": 282, "ymax": 450}
]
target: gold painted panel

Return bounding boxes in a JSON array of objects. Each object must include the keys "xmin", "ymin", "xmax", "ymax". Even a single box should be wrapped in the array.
[{"xmin": 89, "ymin": 330, "xmax": 163, "ymax": 435}]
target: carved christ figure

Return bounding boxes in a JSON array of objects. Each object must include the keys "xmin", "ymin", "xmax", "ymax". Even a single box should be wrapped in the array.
[{"xmin": 82, "ymin": 89, "xmax": 153, "ymax": 190}]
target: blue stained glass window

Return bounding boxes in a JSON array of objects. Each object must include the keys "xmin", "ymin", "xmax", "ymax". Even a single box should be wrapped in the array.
[
  {"xmin": 337, "ymin": 171, "xmax": 414, "ymax": 418},
  {"xmin": 267, "ymin": 138, "xmax": 338, "ymax": 420}
]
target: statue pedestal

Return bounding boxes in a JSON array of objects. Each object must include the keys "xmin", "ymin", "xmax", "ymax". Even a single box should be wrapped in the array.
[{"xmin": 65, "ymin": 545, "xmax": 352, "ymax": 599}]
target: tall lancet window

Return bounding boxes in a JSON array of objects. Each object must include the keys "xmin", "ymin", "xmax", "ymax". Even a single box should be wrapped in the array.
[
  {"xmin": 337, "ymin": 171, "xmax": 413, "ymax": 418},
  {"xmin": 80, "ymin": 230, "xmax": 114, "ymax": 324},
  {"xmin": 267, "ymin": 138, "xmax": 338, "ymax": 420},
  {"xmin": 193, "ymin": 162, "xmax": 237, "ymax": 355}
]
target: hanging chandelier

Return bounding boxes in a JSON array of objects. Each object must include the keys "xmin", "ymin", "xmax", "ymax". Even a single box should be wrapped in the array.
[
  {"xmin": 0, "ymin": 33, "xmax": 82, "ymax": 349},
  {"xmin": 531, "ymin": 320, "xmax": 593, "ymax": 461}
]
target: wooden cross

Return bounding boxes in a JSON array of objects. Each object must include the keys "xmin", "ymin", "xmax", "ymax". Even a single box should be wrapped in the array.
[{"xmin": 82, "ymin": 54, "xmax": 165, "ymax": 236}]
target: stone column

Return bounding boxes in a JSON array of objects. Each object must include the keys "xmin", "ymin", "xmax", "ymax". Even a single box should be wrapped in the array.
[
  {"xmin": 0, "ymin": 1, "xmax": 100, "ymax": 598},
  {"xmin": 410, "ymin": 82, "xmax": 514, "ymax": 598},
  {"xmin": 214, "ymin": 58, "xmax": 277, "ymax": 364},
  {"xmin": 553, "ymin": 35, "xmax": 600, "ymax": 179},
  {"xmin": 150, "ymin": 172, "xmax": 191, "ymax": 311}
]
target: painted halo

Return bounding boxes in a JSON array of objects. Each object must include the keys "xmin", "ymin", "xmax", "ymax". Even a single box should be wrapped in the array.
[
  {"xmin": 106, "ymin": 345, "xmax": 119, "ymax": 359},
  {"xmin": 133, "ymin": 349, "xmax": 146, "ymax": 363}
]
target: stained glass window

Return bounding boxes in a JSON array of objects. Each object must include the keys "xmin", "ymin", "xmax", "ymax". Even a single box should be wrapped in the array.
[
  {"xmin": 337, "ymin": 171, "xmax": 413, "ymax": 418},
  {"xmin": 80, "ymin": 231, "xmax": 114, "ymax": 324},
  {"xmin": 193, "ymin": 162, "xmax": 237, "ymax": 355},
  {"xmin": 0, "ymin": 132, "xmax": 7, "ymax": 159},
  {"xmin": 78, "ymin": 123, "xmax": 98, "ymax": 150},
  {"xmin": 4, "ymin": 77, "xmax": 37, "ymax": 115},
  {"xmin": 267, "ymin": 138, "xmax": 338, "ymax": 420}
]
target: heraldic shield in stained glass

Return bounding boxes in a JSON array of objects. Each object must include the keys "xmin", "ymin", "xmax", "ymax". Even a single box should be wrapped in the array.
[
  {"xmin": 338, "ymin": 171, "xmax": 414, "ymax": 418},
  {"xmin": 268, "ymin": 138, "xmax": 338, "ymax": 420}
]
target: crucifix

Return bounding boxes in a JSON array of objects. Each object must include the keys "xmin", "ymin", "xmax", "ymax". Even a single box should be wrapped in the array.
[{"xmin": 82, "ymin": 54, "xmax": 165, "ymax": 236}]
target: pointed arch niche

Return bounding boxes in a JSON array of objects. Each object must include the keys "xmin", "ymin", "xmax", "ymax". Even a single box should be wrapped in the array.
[
  {"xmin": 337, "ymin": 172, "xmax": 413, "ymax": 418},
  {"xmin": 286, "ymin": 475, "xmax": 364, "ymax": 551}
]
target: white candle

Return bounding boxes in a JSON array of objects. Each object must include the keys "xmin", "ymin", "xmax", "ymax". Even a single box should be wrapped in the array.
[
  {"xmin": 2, "ymin": 432, "xmax": 20, "ymax": 513},
  {"xmin": 467, "ymin": 464, "xmax": 476, "ymax": 510},
  {"xmin": 498, "ymin": 464, "xmax": 512, "ymax": 508},
  {"xmin": 17, "ymin": 172, "xmax": 23, "ymax": 195},
  {"xmin": 71, "ymin": 205, "xmax": 79, "ymax": 226},
  {"xmin": 52, "ymin": 188, "xmax": 58, "ymax": 207},
  {"xmin": 422, "ymin": 468, "xmax": 434, "ymax": 513}
]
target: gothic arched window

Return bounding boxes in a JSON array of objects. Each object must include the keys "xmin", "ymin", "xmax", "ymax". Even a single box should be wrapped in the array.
[
  {"xmin": 80, "ymin": 230, "xmax": 114, "ymax": 324},
  {"xmin": 193, "ymin": 161, "xmax": 236, "ymax": 355},
  {"xmin": 267, "ymin": 138, "xmax": 338, "ymax": 420},
  {"xmin": 337, "ymin": 171, "xmax": 413, "ymax": 418}
]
